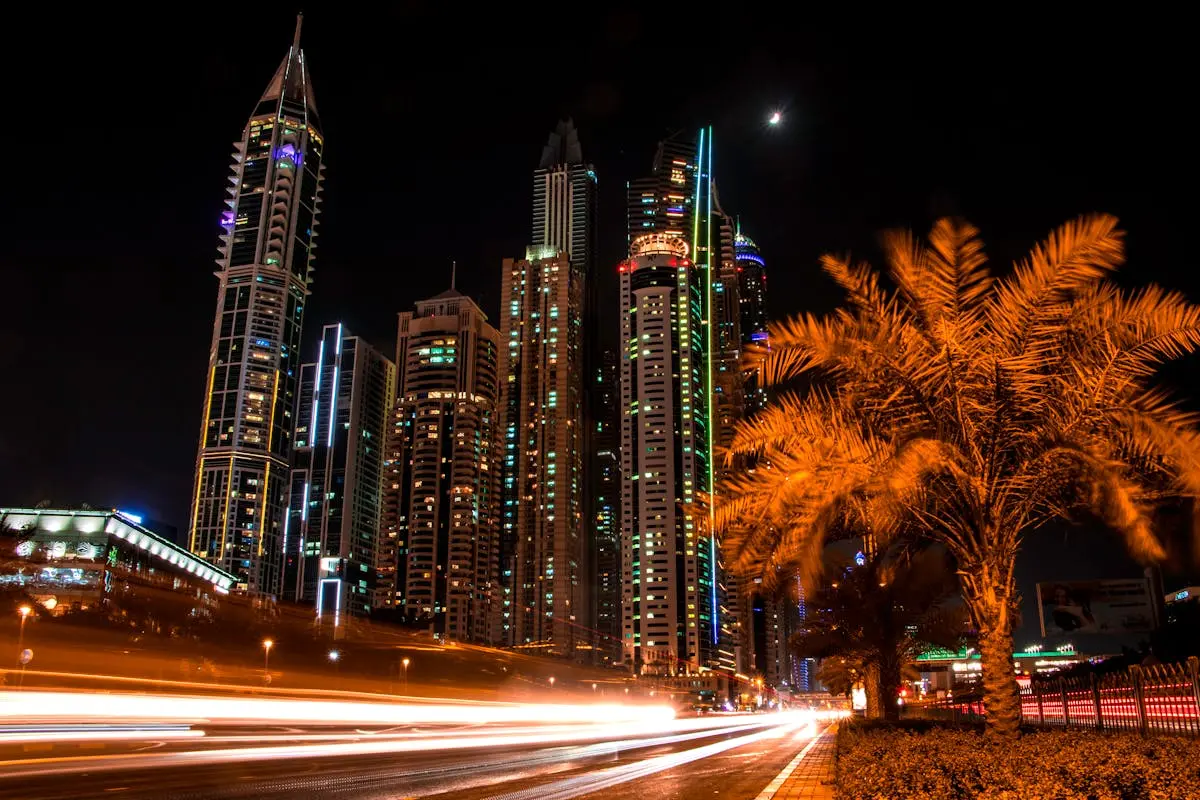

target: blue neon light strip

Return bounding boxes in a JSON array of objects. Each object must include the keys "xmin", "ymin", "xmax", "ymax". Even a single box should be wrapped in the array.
[
  {"xmin": 310, "ymin": 341, "xmax": 325, "ymax": 439},
  {"xmin": 704, "ymin": 126, "xmax": 718, "ymax": 646},
  {"xmin": 327, "ymin": 366, "xmax": 339, "ymax": 447}
]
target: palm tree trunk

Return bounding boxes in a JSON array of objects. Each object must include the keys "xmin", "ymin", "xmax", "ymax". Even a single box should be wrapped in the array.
[
  {"xmin": 878, "ymin": 658, "xmax": 903, "ymax": 722},
  {"xmin": 963, "ymin": 557, "xmax": 1021, "ymax": 737},
  {"xmin": 864, "ymin": 662, "xmax": 882, "ymax": 719}
]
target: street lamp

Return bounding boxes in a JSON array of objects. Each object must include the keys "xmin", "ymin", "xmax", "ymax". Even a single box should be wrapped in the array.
[
  {"xmin": 328, "ymin": 649, "xmax": 340, "ymax": 687},
  {"xmin": 16, "ymin": 605, "xmax": 32, "ymax": 655},
  {"xmin": 592, "ymin": 682, "xmax": 597, "ymax": 694},
  {"xmin": 262, "ymin": 639, "xmax": 274, "ymax": 679},
  {"xmin": 402, "ymin": 657, "xmax": 410, "ymax": 694},
  {"xmin": 548, "ymin": 676, "xmax": 555, "ymax": 689}
]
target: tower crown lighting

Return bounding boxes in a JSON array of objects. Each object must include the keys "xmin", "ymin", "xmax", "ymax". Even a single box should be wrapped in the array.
[{"xmin": 631, "ymin": 233, "xmax": 690, "ymax": 258}]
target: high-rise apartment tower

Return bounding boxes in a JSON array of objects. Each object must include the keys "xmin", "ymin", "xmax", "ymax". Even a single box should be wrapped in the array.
[
  {"xmin": 283, "ymin": 324, "xmax": 394, "ymax": 619},
  {"xmin": 499, "ymin": 247, "xmax": 586, "ymax": 655},
  {"xmin": 188, "ymin": 16, "xmax": 324, "ymax": 594},
  {"xmin": 618, "ymin": 128, "xmax": 720, "ymax": 673},
  {"xmin": 499, "ymin": 122, "xmax": 596, "ymax": 655},
  {"xmin": 591, "ymin": 349, "xmax": 622, "ymax": 664},
  {"xmin": 382, "ymin": 289, "xmax": 503, "ymax": 643}
]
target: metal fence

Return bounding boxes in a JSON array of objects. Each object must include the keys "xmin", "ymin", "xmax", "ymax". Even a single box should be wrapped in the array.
[
  {"xmin": 908, "ymin": 656, "xmax": 1200, "ymax": 737},
  {"xmin": 1021, "ymin": 656, "xmax": 1200, "ymax": 736}
]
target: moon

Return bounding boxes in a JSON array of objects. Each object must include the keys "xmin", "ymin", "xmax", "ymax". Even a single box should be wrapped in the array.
[{"xmin": 768, "ymin": 111, "xmax": 782, "ymax": 125}]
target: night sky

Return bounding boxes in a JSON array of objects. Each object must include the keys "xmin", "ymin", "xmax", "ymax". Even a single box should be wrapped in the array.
[{"xmin": 2, "ymin": 10, "xmax": 1195, "ymax": 643}]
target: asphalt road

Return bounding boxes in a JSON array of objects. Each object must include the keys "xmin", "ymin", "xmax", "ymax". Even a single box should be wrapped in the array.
[{"xmin": 0, "ymin": 712, "xmax": 828, "ymax": 800}]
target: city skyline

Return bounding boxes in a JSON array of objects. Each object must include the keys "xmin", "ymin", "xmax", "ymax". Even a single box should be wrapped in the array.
[
  {"xmin": 5, "ymin": 10, "xmax": 1198, "ymax": 645},
  {"xmin": 4, "ymin": 11, "xmax": 1200, "ymax": 798}
]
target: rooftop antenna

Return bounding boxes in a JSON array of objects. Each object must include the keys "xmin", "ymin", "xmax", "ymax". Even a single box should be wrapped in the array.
[
  {"xmin": 293, "ymin": 12, "xmax": 303, "ymax": 51},
  {"xmin": 451, "ymin": 260, "xmax": 457, "ymax": 291}
]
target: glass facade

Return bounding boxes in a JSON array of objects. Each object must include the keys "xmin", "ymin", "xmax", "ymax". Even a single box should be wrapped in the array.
[
  {"xmin": 188, "ymin": 25, "xmax": 324, "ymax": 597},
  {"xmin": 618, "ymin": 128, "xmax": 720, "ymax": 674},
  {"xmin": 283, "ymin": 324, "xmax": 395, "ymax": 620},
  {"xmin": 381, "ymin": 292, "xmax": 503, "ymax": 643}
]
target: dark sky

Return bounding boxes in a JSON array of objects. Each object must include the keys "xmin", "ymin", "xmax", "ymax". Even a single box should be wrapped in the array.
[{"xmin": 2, "ymin": 9, "xmax": 1196, "ymax": 643}]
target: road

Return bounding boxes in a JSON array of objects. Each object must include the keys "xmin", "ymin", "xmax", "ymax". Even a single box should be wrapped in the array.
[{"xmin": 0, "ymin": 690, "xmax": 837, "ymax": 800}]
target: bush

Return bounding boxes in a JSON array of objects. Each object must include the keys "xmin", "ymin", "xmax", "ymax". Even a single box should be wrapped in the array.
[{"xmin": 837, "ymin": 722, "xmax": 1200, "ymax": 800}]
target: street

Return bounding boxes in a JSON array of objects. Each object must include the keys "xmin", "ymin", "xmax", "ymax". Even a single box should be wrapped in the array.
[{"xmin": 0, "ymin": 690, "xmax": 831, "ymax": 800}]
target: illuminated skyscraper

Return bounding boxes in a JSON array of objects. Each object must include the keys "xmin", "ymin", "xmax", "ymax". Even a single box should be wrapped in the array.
[
  {"xmin": 618, "ymin": 127, "xmax": 719, "ymax": 673},
  {"xmin": 282, "ymin": 324, "xmax": 394, "ymax": 620},
  {"xmin": 497, "ymin": 123, "xmax": 595, "ymax": 656},
  {"xmin": 591, "ymin": 349, "xmax": 621, "ymax": 664},
  {"xmin": 532, "ymin": 119, "xmax": 596, "ymax": 276},
  {"xmin": 188, "ymin": 16, "xmax": 324, "ymax": 594},
  {"xmin": 626, "ymin": 133, "xmax": 698, "ymax": 248},
  {"xmin": 710, "ymin": 192, "xmax": 745, "ymax": 674},
  {"xmin": 382, "ymin": 289, "xmax": 502, "ymax": 643},
  {"xmin": 500, "ymin": 247, "xmax": 586, "ymax": 655},
  {"xmin": 735, "ymin": 225, "xmax": 769, "ymax": 414}
]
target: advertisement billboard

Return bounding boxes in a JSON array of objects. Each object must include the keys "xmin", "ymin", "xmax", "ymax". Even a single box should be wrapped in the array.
[{"xmin": 1037, "ymin": 578, "xmax": 1156, "ymax": 637}]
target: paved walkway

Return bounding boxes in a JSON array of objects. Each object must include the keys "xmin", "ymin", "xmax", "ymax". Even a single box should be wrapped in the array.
[{"xmin": 754, "ymin": 724, "xmax": 838, "ymax": 800}]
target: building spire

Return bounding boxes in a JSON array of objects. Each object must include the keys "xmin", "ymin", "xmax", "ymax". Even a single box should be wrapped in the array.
[
  {"xmin": 451, "ymin": 261, "xmax": 457, "ymax": 291},
  {"xmin": 257, "ymin": 12, "xmax": 319, "ymax": 118}
]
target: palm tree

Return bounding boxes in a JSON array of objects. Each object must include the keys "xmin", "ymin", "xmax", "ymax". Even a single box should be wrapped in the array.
[
  {"xmin": 719, "ymin": 215, "xmax": 1200, "ymax": 736},
  {"xmin": 793, "ymin": 546, "xmax": 964, "ymax": 721}
]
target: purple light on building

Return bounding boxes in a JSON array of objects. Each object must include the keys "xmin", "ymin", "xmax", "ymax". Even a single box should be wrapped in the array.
[
  {"xmin": 275, "ymin": 143, "xmax": 302, "ymax": 168},
  {"xmin": 220, "ymin": 211, "xmax": 236, "ymax": 230}
]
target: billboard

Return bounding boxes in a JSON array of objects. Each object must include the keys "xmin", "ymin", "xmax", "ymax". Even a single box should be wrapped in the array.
[{"xmin": 1037, "ymin": 579, "xmax": 1157, "ymax": 637}]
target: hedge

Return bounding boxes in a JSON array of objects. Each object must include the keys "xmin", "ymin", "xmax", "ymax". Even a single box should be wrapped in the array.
[{"xmin": 837, "ymin": 722, "xmax": 1200, "ymax": 799}]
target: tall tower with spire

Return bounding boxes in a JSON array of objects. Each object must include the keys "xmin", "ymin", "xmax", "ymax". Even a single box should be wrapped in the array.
[
  {"xmin": 498, "ymin": 121, "xmax": 595, "ymax": 655},
  {"xmin": 187, "ymin": 15, "xmax": 325, "ymax": 596}
]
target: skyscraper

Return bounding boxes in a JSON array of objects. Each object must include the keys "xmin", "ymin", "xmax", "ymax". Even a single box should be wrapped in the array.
[
  {"xmin": 497, "ymin": 122, "xmax": 596, "ymax": 657},
  {"xmin": 188, "ymin": 16, "xmax": 324, "ymax": 595},
  {"xmin": 283, "ymin": 324, "xmax": 394, "ymax": 620},
  {"xmin": 735, "ymin": 226, "xmax": 769, "ymax": 414},
  {"xmin": 626, "ymin": 133, "xmax": 699, "ymax": 249},
  {"xmin": 711, "ymin": 191, "xmax": 745, "ymax": 675},
  {"xmin": 382, "ymin": 289, "xmax": 503, "ymax": 643},
  {"xmin": 591, "ymin": 349, "xmax": 621, "ymax": 664},
  {"xmin": 618, "ymin": 128, "xmax": 719, "ymax": 673},
  {"xmin": 532, "ymin": 120, "xmax": 596, "ymax": 275},
  {"xmin": 499, "ymin": 247, "xmax": 586, "ymax": 655}
]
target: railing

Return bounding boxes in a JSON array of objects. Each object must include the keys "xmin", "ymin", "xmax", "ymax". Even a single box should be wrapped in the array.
[
  {"xmin": 909, "ymin": 656, "xmax": 1200, "ymax": 737},
  {"xmin": 1020, "ymin": 656, "xmax": 1200, "ymax": 736}
]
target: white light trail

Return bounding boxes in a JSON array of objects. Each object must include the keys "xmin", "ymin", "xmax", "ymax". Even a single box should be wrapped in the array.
[
  {"xmin": 0, "ymin": 690, "xmax": 675, "ymax": 728},
  {"xmin": 0, "ymin": 709, "xmax": 817, "ymax": 782}
]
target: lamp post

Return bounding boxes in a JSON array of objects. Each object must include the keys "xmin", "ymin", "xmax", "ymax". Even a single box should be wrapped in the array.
[
  {"xmin": 16, "ymin": 606, "xmax": 32, "ymax": 663},
  {"xmin": 16, "ymin": 605, "xmax": 33, "ymax": 685},
  {"xmin": 262, "ymin": 639, "xmax": 274, "ymax": 682},
  {"xmin": 548, "ymin": 676, "xmax": 555, "ymax": 690},
  {"xmin": 328, "ymin": 649, "xmax": 340, "ymax": 688},
  {"xmin": 402, "ymin": 657, "xmax": 410, "ymax": 694}
]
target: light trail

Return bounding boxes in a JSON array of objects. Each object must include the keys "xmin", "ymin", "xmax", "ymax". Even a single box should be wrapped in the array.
[
  {"xmin": 0, "ymin": 711, "xmax": 824, "ymax": 782},
  {"xmin": 483, "ymin": 716, "xmax": 823, "ymax": 800},
  {"xmin": 0, "ymin": 724, "xmax": 203, "ymax": 744},
  {"xmin": 0, "ymin": 690, "xmax": 676, "ymax": 727},
  {"xmin": 3, "ymin": 668, "xmax": 505, "ymax": 704}
]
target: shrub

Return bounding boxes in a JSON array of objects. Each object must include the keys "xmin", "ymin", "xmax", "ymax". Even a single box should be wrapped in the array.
[{"xmin": 837, "ymin": 722, "xmax": 1200, "ymax": 800}]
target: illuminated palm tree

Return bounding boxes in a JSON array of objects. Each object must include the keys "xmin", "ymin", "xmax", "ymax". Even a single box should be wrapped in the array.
[{"xmin": 719, "ymin": 215, "xmax": 1200, "ymax": 736}]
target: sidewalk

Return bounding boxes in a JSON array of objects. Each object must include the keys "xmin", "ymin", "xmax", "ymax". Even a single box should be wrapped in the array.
[{"xmin": 755, "ymin": 724, "xmax": 838, "ymax": 800}]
